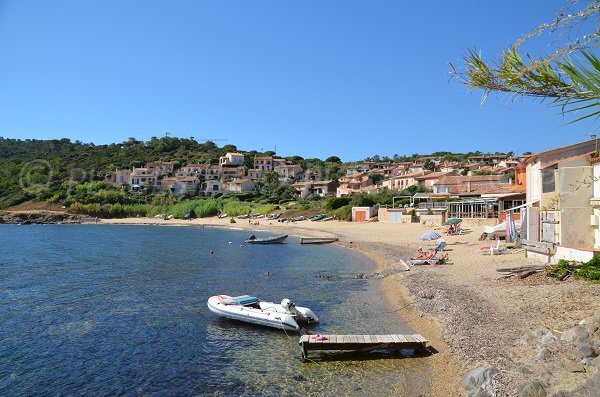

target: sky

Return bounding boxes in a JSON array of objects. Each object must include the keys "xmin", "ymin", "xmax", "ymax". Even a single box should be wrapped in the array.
[{"xmin": 0, "ymin": 0, "xmax": 596, "ymax": 161}]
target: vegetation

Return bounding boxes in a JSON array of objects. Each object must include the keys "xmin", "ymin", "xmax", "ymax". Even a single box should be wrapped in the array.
[
  {"xmin": 0, "ymin": 136, "xmax": 514, "ymax": 220},
  {"xmin": 547, "ymin": 257, "xmax": 600, "ymax": 283},
  {"xmin": 452, "ymin": 1, "xmax": 600, "ymax": 124}
]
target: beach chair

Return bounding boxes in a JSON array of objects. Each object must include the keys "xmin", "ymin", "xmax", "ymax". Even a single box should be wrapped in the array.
[{"xmin": 480, "ymin": 237, "xmax": 501, "ymax": 255}]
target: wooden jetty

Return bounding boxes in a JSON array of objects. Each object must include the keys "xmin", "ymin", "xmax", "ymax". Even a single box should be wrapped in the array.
[
  {"xmin": 299, "ymin": 333, "xmax": 428, "ymax": 359},
  {"xmin": 300, "ymin": 237, "xmax": 339, "ymax": 244}
]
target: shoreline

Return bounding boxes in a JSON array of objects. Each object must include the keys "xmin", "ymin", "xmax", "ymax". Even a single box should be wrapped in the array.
[
  {"xmin": 12, "ymin": 214, "xmax": 600, "ymax": 395},
  {"xmin": 96, "ymin": 216, "xmax": 465, "ymax": 395}
]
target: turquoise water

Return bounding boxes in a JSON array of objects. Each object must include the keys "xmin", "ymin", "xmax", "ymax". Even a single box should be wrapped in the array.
[{"xmin": 0, "ymin": 225, "xmax": 431, "ymax": 396}]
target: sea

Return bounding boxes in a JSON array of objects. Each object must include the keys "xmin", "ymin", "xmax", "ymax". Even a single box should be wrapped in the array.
[{"xmin": 0, "ymin": 224, "xmax": 432, "ymax": 396}]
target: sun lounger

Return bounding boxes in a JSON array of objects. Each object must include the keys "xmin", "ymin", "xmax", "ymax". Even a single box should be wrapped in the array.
[{"xmin": 407, "ymin": 257, "xmax": 446, "ymax": 266}]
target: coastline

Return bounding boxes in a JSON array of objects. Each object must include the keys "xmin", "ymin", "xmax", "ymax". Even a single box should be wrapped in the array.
[
  {"xmin": 92, "ymin": 216, "xmax": 600, "ymax": 395},
  {"xmin": 97, "ymin": 217, "xmax": 466, "ymax": 395}
]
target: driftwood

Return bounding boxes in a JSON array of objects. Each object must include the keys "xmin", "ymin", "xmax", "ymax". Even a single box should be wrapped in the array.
[{"xmin": 497, "ymin": 263, "xmax": 582, "ymax": 280}]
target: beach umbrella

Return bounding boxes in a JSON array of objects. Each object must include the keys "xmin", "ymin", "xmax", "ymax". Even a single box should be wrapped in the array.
[
  {"xmin": 444, "ymin": 218, "xmax": 462, "ymax": 225},
  {"xmin": 419, "ymin": 231, "xmax": 442, "ymax": 241}
]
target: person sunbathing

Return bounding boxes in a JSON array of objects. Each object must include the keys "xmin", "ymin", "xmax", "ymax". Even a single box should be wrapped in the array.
[{"xmin": 411, "ymin": 248, "xmax": 438, "ymax": 260}]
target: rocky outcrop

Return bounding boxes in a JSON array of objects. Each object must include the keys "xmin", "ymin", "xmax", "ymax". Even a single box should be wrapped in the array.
[
  {"xmin": 462, "ymin": 313, "xmax": 600, "ymax": 397},
  {"xmin": 0, "ymin": 211, "xmax": 86, "ymax": 224}
]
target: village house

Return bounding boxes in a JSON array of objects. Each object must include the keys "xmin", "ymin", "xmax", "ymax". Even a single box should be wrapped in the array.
[
  {"xmin": 519, "ymin": 139, "xmax": 598, "ymax": 262},
  {"xmin": 381, "ymin": 171, "xmax": 430, "ymax": 190},
  {"xmin": 219, "ymin": 152, "xmax": 245, "ymax": 166},
  {"xmin": 221, "ymin": 166, "xmax": 246, "ymax": 180},
  {"xmin": 414, "ymin": 170, "xmax": 457, "ymax": 189},
  {"xmin": 467, "ymin": 154, "xmax": 508, "ymax": 165},
  {"xmin": 254, "ymin": 156, "xmax": 273, "ymax": 171},
  {"xmin": 247, "ymin": 169, "xmax": 264, "ymax": 180},
  {"xmin": 294, "ymin": 180, "xmax": 338, "ymax": 199},
  {"xmin": 157, "ymin": 176, "xmax": 199, "ymax": 196},
  {"xmin": 432, "ymin": 174, "xmax": 508, "ymax": 194},
  {"xmin": 200, "ymin": 180, "xmax": 223, "ymax": 197},
  {"xmin": 336, "ymin": 173, "xmax": 373, "ymax": 197},
  {"xmin": 345, "ymin": 164, "xmax": 371, "ymax": 175},
  {"xmin": 178, "ymin": 163, "xmax": 204, "ymax": 176},
  {"xmin": 301, "ymin": 169, "xmax": 321, "ymax": 181},
  {"xmin": 438, "ymin": 161, "xmax": 462, "ymax": 173},
  {"xmin": 272, "ymin": 158, "xmax": 288, "ymax": 168},
  {"xmin": 146, "ymin": 161, "xmax": 174, "ymax": 176},
  {"xmin": 104, "ymin": 169, "xmax": 131, "ymax": 187},
  {"xmin": 275, "ymin": 164, "xmax": 304, "ymax": 181},
  {"xmin": 225, "ymin": 178, "xmax": 255, "ymax": 193},
  {"xmin": 129, "ymin": 168, "xmax": 158, "ymax": 190}
]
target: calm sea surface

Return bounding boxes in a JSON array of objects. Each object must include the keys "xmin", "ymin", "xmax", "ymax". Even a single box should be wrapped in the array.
[{"xmin": 0, "ymin": 225, "xmax": 431, "ymax": 396}]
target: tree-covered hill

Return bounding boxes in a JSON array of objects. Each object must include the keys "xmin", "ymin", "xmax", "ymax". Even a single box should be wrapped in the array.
[{"xmin": 0, "ymin": 136, "xmax": 233, "ymax": 208}]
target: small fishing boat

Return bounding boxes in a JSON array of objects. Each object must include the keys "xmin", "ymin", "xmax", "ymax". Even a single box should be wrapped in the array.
[
  {"xmin": 245, "ymin": 235, "xmax": 288, "ymax": 244},
  {"xmin": 207, "ymin": 295, "xmax": 319, "ymax": 331},
  {"xmin": 300, "ymin": 237, "xmax": 339, "ymax": 244}
]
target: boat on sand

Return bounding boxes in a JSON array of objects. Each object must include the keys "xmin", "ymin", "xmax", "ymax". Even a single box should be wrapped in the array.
[
  {"xmin": 300, "ymin": 237, "xmax": 339, "ymax": 244},
  {"xmin": 207, "ymin": 295, "xmax": 319, "ymax": 331},
  {"xmin": 245, "ymin": 235, "xmax": 288, "ymax": 244}
]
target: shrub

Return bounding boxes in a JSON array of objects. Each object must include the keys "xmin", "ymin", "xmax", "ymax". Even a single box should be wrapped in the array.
[
  {"xmin": 330, "ymin": 205, "xmax": 352, "ymax": 221},
  {"xmin": 254, "ymin": 204, "xmax": 277, "ymax": 215},
  {"xmin": 325, "ymin": 196, "xmax": 350, "ymax": 210},
  {"xmin": 220, "ymin": 199, "xmax": 251, "ymax": 216}
]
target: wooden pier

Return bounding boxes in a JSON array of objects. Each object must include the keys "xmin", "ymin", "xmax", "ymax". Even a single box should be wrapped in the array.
[{"xmin": 299, "ymin": 333, "xmax": 428, "ymax": 359}]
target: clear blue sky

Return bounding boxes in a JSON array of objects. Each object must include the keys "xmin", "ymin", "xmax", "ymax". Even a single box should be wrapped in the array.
[{"xmin": 0, "ymin": 0, "xmax": 594, "ymax": 161}]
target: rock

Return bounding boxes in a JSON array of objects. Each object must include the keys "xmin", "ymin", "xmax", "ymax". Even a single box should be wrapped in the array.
[
  {"xmin": 418, "ymin": 291, "xmax": 434, "ymax": 299},
  {"xmin": 575, "ymin": 339, "xmax": 595, "ymax": 359},
  {"xmin": 561, "ymin": 326, "xmax": 589, "ymax": 342},
  {"xmin": 517, "ymin": 365, "xmax": 534, "ymax": 374},
  {"xmin": 586, "ymin": 324, "xmax": 599, "ymax": 336},
  {"xmin": 468, "ymin": 390, "xmax": 492, "ymax": 397},
  {"xmin": 562, "ymin": 360, "xmax": 586, "ymax": 373},
  {"xmin": 580, "ymin": 357, "xmax": 595, "ymax": 366},
  {"xmin": 515, "ymin": 381, "xmax": 547, "ymax": 397},
  {"xmin": 592, "ymin": 355, "xmax": 600, "ymax": 369},
  {"xmin": 461, "ymin": 366, "xmax": 498, "ymax": 393},
  {"xmin": 551, "ymin": 392, "xmax": 573, "ymax": 397},
  {"xmin": 582, "ymin": 373, "xmax": 600, "ymax": 395},
  {"xmin": 537, "ymin": 348, "xmax": 553, "ymax": 363}
]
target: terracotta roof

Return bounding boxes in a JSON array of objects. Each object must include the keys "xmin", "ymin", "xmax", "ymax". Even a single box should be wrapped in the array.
[
  {"xmin": 392, "ymin": 171, "xmax": 430, "ymax": 179},
  {"xmin": 449, "ymin": 183, "xmax": 513, "ymax": 194},
  {"xmin": 414, "ymin": 171, "xmax": 453, "ymax": 180},
  {"xmin": 436, "ymin": 175, "xmax": 505, "ymax": 185},
  {"xmin": 179, "ymin": 176, "xmax": 198, "ymax": 182}
]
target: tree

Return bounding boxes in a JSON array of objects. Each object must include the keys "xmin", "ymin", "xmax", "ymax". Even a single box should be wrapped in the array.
[
  {"xmin": 368, "ymin": 173, "xmax": 384, "ymax": 185},
  {"xmin": 452, "ymin": 2, "xmax": 600, "ymax": 124},
  {"xmin": 423, "ymin": 160, "xmax": 435, "ymax": 171},
  {"xmin": 325, "ymin": 156, "xmax": 342, "ymax": 163}
]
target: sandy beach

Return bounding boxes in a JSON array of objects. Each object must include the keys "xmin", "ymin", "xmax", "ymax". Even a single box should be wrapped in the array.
[{"xmin": 96, "ymin": 216, "xmax": 600, "ymax": 396}]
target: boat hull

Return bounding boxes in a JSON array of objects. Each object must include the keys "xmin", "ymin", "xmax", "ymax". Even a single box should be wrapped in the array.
[
  {"xmin": 207, "ymin": 296, "xmax": 300, "ymax": 331},
  {"xmin": 244, "ymin": 235, "xmax": 288, "ymax": 244},
  {"xmin": 300, "ymin": 237, "xmax": 339, "ymax": 244}
]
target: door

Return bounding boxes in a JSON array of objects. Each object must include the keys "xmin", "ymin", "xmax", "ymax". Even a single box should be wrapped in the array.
[
  {"xmin": 391, "ymin": 211, "xmax": 402, "ymax": 223},
  {"xmin": 355, "ymin": 210, "xmax": 366, "ymax": 222}
]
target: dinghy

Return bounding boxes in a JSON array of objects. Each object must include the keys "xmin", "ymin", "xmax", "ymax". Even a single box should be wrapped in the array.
[
  {"xmin": 207, "ymin": 295, "xmax": 319, "ymax": 332},
  {"xmin": 244, "ymin": 235, "xmax": 288, "ymax": 244}
]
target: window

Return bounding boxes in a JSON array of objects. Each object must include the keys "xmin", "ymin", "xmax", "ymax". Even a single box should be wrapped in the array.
[{"xmin": 542, "ymin": 169, "xmax": 555, "ymax": 193}]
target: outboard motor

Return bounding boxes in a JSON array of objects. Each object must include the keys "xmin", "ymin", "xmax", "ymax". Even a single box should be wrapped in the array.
[{"xmin": 281, "ymin": 298, "xmax": 297, "ymax": 314}]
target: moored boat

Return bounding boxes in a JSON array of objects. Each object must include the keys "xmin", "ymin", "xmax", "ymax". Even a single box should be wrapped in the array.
[
  {"xmin": 300, "ymin": 237, "xmax": 339, "ymax": 244},
  {"xmin": 207, "ymin": 295, "xmax": 319, "ymax": 331},
  {"xmin": 245, "ymin": 234, "xmax": 288, "ymax": 244}
]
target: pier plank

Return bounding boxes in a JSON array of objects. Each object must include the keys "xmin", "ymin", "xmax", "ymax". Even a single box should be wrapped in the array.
[{"xmin": 299, "ymin": 333, "xmax": 428, "ymax": 359}]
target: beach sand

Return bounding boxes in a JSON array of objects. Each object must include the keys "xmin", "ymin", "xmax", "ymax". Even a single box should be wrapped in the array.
[{"xmin": 97, "ymin": 216, "xmax": 600, "ymax": 396}]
